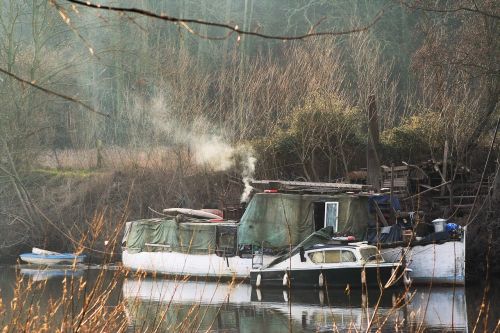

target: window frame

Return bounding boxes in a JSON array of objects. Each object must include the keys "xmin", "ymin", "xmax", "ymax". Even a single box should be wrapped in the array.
[
  {"xmin": 308, "ymin": 248, "xmax": 359, "ymax": 264},
  {"xmin": 324, "ymin": 201, "xmax": 339, "ymax": 231}
]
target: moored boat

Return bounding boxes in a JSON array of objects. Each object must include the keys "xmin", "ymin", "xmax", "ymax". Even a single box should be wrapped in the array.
[
  {"xmin": 121, "ymin": 218, "xmax": 275, "ymax": 279},
  {"xmin": 380, "ymin": 231, "xmax": 466, "ymax": 285},
  {"xmin": 250, "ymin": 241, "xmax": 410, "ymax": 289},
  {"xmin": 19, "ymin": 248, "xmax": 86, "ymax": 265},
  {"xmin": 121, "ymin": 180, "xmax": 466, "ymax": 285}
]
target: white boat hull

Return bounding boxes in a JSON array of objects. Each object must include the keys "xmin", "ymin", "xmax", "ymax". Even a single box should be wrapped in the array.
[
  {"xmin": 19, "ymin": 254, "xmax": 85, "ymax": 266},
  {"xmin": 381, "ymin": 240, "xmax": 465, "ymax": 285},
  {"xmin": 122, "ymin": 249, "xmax": 275, "ymax": 279}
]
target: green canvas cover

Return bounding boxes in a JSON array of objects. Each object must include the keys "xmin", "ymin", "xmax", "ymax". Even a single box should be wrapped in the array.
[
  {"xmin": 237, "ymin": 193, "xmax": 371, "ymax": 248},
  {"xmin": 125, "ymin": 218, "xmax": 220, "ymax": 254},
  {"xmin": 125, "ymin": 218, "xmax": 179, "ymax": 253},
  {"xmin": 178, "ymin": 222, "xmax": 217, "ymax": 253}
]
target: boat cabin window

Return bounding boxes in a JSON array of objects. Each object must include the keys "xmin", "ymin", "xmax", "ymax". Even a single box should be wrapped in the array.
[
  {"xmin": 359, "ymin": 247, "xmax": 384, "ymax": 263},
  {"xmin": 309, "ymin": 250, "xmax": 357, "ymax": 264},
  {"xmin": 324, "ymin": 250, "xmax": 341, "ymax": 263},
  {"xmin": 341, "ymin": 250, "xmax": 357, "ymax": 262},
  {"xmin": 309, "ymin": 251, "xmax": 325, "ymax": 263},
  {"xmin": 314, "ymin": 201, "xmax": 339, "ymax": 231},
  {"xmin": 219, "ymin": 233, "xmax": 235, "ymax": 248}
]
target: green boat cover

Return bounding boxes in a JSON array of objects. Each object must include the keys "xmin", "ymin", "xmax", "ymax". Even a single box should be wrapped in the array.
[
  {"xmin": 125, "ymin": 218, "xmax": 221, "ymax": 254},
  {"xmin": 125, "ymin": 193, "xmax": 373, "ymax": 254},
  {"xmin": 237, "ymin": 193, "xmax": 371, "ymax": 249}
]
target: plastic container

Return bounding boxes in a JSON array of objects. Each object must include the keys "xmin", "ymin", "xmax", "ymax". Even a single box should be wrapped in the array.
[{"xmin": 432, "ymin": 219, "xmax": 447, "ymax": 233}]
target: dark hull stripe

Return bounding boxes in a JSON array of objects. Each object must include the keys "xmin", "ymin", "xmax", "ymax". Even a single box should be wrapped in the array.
[{"xmin": 251, "ymin": 266, "xmax": 401, "ymax": 289}]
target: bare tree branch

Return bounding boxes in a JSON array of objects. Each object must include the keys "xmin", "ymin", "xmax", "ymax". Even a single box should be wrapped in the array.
[
  {"xmin": 0, "ymin": 66, "xmax": 108, "ymax": 117},
  {"xmin": 63, "ymin": 0, "xmax": 386, "ymax": 40},
  {"xmin": 398, "ymin": 0, "xmax": 500, "ymax": 20}
]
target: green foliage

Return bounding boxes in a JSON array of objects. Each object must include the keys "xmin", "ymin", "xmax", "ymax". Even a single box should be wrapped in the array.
[
  {"xmin": 254, "ymin": 92, "xmax": 364, "ymax": 181},
  {"xmin": 32, "ymin": 168, "xmax": 97, "ymax": 178},
  {"xmin": 381, "ymin": 111, "xmax": 446, "ymax": 162}
]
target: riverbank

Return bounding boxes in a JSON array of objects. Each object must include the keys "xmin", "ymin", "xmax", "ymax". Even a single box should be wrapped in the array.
[{"xmin": 0, "ymin": 162, "xmax": 243, "ymax": 264}]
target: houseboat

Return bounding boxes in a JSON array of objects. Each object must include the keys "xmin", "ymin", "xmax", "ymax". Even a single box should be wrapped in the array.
[
  {"xmin": 121, "ymin": 180, "xmax": 466, "ymax": 284},
  {"xmin": 121, "ymin": 181, "xmax": 371, "ymax": 278}
]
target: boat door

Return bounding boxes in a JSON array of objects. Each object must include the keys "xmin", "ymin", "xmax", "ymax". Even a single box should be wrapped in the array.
[{"xmin": 314, "ymin": 201, "xmax": 339, "ymax": 231}]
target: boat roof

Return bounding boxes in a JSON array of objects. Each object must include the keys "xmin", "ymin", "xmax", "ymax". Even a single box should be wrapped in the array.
[
  {"xmin": 20, "ymin": 253, "xmax": 86, "ymax": 259},
  {"xmin": 251, "ymin": 180, "xmax": 372, "ymax": 194},
  {"xmin": 128, "ymin": 218, "xmax": 238, "ymax": 227},
  {"xmin": 305, "ymin": 243, "xmax": 374, "ymax": 251}
]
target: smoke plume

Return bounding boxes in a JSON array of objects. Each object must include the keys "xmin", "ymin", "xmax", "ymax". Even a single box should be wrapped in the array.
[
  {"xmin": 145, "ymin": 90, "xmax": 257, "ymax": 201},
  {"xmin": 240, "ymin": 150, "xmax": 257, "ymax": 203}
]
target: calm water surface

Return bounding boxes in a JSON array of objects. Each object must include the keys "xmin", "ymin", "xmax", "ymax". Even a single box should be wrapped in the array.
[{"xmin": 0, "ymin": 265, "xmax": 498, "ymax": 332}]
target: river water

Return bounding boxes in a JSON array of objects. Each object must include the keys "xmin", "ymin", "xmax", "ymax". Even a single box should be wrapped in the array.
[{"xmin": 0, "ymin": 265, "xmax": 498, "ymax": 332}]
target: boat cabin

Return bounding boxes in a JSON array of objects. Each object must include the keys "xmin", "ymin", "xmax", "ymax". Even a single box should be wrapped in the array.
[
  {"xmin": 237, "ymin": 190, "xmax": 379, "ymax": 253},
  {"xmin": 250, "ymin": 242, "xmax": 404, "ymax": 289},
  {"xmin": 304, "ymin": 244, "xmax": 385, "ymax": 266}
]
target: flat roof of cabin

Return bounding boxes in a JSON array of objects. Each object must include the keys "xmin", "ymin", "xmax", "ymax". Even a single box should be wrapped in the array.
[{"xmin": 305, "ymin": 243, "xmax": 370, "ymax": 251}]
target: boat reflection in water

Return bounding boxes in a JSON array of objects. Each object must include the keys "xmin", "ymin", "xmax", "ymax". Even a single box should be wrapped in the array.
[
  {"xmin": 122, "ymin": 278, "xmax": 468, "ymax": 332},
  {"xmin": 20, "ymin": 266, "xmax": 84, "ymax": 282}
]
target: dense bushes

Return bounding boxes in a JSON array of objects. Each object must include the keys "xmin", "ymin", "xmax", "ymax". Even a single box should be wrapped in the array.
[
  {"xmin": 381, "ymin": 111, "xmax": 446, "ymax": 163},
  {"xmin": 253, "ymin": 92, "xmax": 364, "ymax": 181}
]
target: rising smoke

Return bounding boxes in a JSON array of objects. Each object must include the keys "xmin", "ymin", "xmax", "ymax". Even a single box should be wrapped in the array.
[
  {"xmin": 240, "ymin": 150, "xmax": 257, "ymax": 203},
  {"xmin": 192, "ymin": 137, "xmax": 257, "ymax": 203},
  {"xmin": 145, "ymin": 89, "xmax": 257, "ymax": 202},
  {"xmin": 191, "ymin": 136, "xmax": 257, "ymax": 202}
]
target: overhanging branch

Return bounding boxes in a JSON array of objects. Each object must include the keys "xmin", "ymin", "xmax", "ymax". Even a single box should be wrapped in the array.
[
  {"xmin": 0, "ymin": 66, "xmax": 108, "ymax": 118},
  {"xmin": 398, "ymin": 0, "xmax": 500, "ymax": 20},
  {"xmin": 63, "ymin": 0, "xmax": 386, "ymax": 40}
]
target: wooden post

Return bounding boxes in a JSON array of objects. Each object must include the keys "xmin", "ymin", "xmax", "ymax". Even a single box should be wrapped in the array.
[
  {"xmin": 390, "ymin": 163, "xmax": 394, "ymax": 204},
  {"xmin": 367, "ymin": 95, "xmax": 381, "ymax": 191},
  {"xmin": 373, "ymin": 201, "xmax": 388, "ymax": 227},
  {"xmin": 441, "ymin": 140, "xmax": 449, "ymax": 197},
  {"xmin": 96, "ymin": 139, "xmax": 103, "ymax": 169},
  {"xmin": 390, "ymin": 163, "xmax": 396, "ymax": 224}
]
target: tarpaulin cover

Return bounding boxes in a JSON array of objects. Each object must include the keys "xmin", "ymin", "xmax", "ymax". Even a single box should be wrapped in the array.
[
  {"xmin": 237, "ymin": 193, "xmax": 372, "ymax": 249},
  {"xmin": 368, "ymin": 195, "xmax": 401, "ymax": 212},
  {"xmin": 177, "ymin": 222, "xmax": 216, "ymax": 253},
  {"xmin": 125, "ymin": 218, "xmax": 218, "ymax": 254},
  {"xmin": 365, "ymin": 224, "xmax": 403, "ymax": 244}
]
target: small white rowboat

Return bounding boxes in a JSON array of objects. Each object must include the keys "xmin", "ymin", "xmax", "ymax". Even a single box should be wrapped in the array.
[{"xmin": 19, "ymin": 248, "xmax": 85, "ymax": 265}]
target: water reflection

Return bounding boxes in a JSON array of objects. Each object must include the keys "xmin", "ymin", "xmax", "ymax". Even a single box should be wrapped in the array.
[
  {"xmin": 122, "ymin": 278, "xmax": 468, "ymax": 332},
  {"xmin": 0, "ymin": 266, "xmax": 491, "ymax": 332},
  {"xmin": 20, "ymin": 266, "xmax": 84, "ymax": 281},
  {"xmin": 0, "ymin": 265, "xmax": 123, "ymax": 329}
]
